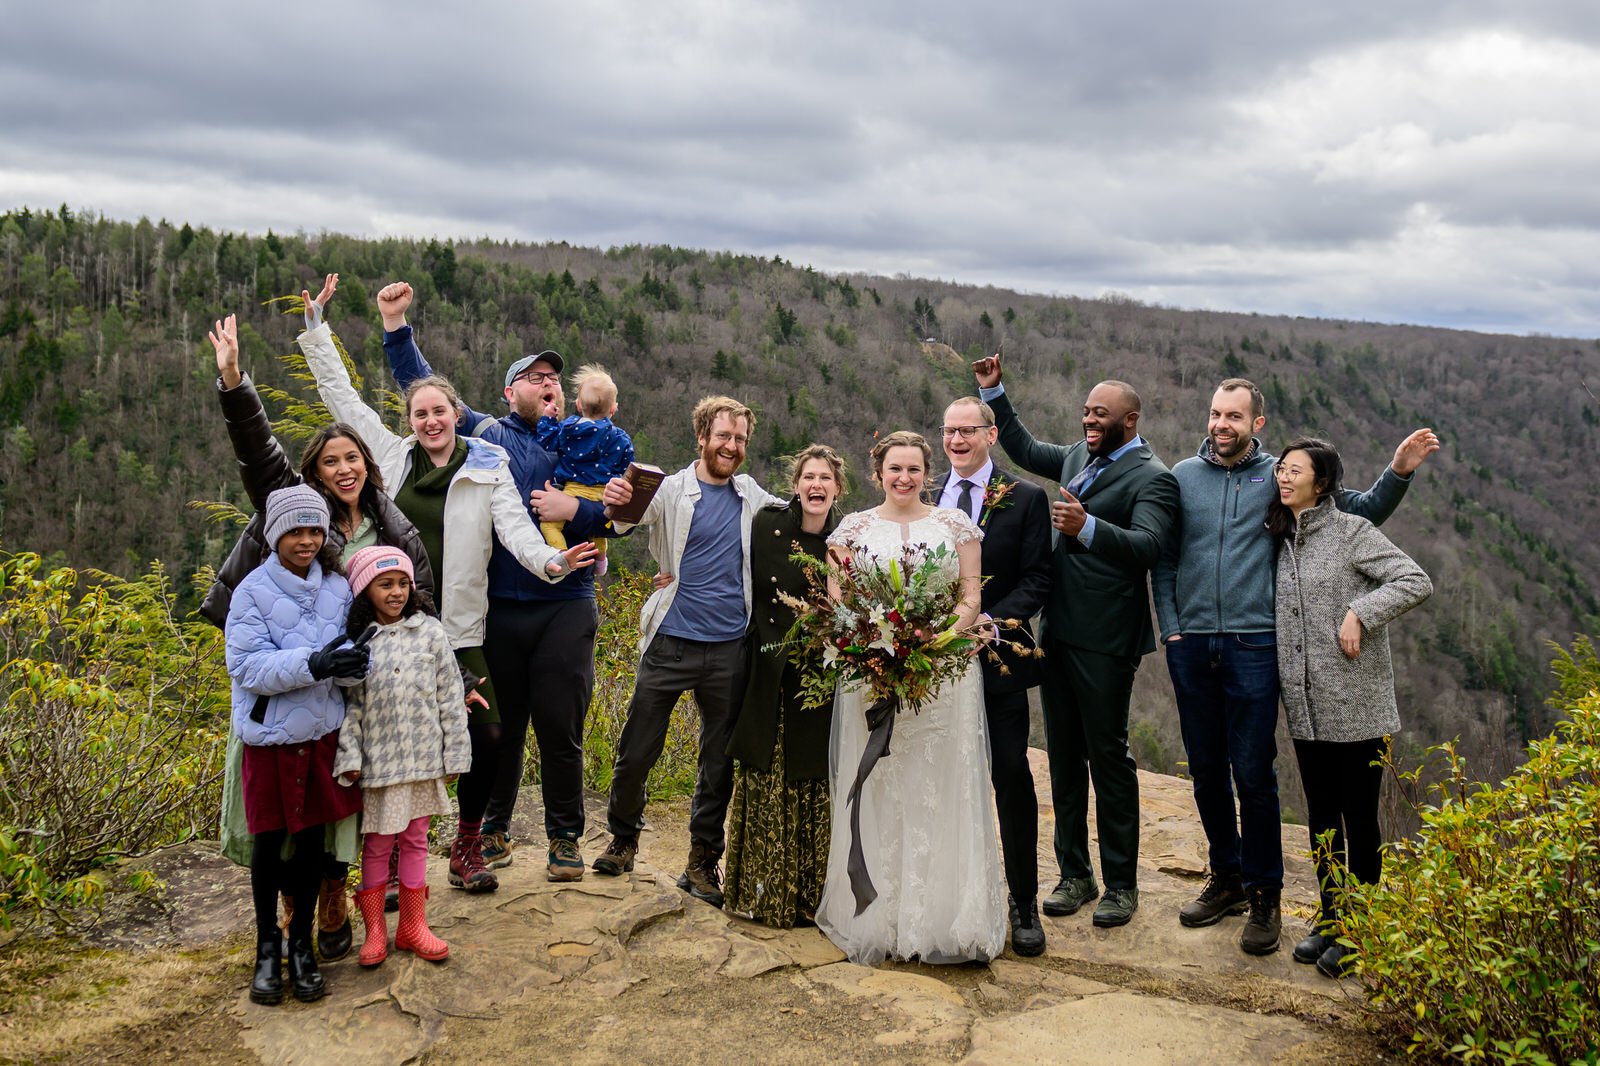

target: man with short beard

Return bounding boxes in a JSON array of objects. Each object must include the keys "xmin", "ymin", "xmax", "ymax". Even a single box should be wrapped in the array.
[
  {"xmin": 592, "ymin": 396, "xmax": 781, "ymax": 907},
  {"xmin": 1152, "ymin": 378, "xmax": 1437, "ymax": 957},
  {"xmin": 377, "ymin": 282, "xmax": 626, "ymax": 887},
  {"xmin": 977, "ymin": 358, "xmax": 1179, "ymax": 931}
]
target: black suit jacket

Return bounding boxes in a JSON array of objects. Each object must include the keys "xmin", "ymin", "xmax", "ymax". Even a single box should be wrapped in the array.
[
  {"xmin": 990, "ymin": 390, "xmax": 1179, "ymax": 659},
  {"xmin": 930, "ymin": 464, "xmax": 1051, "ymax": 693}
]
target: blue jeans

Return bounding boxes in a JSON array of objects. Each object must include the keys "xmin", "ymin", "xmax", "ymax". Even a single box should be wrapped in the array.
[{"xmin": 1165, "ymin": 633, "xmax": 1283, "ymax": 889}]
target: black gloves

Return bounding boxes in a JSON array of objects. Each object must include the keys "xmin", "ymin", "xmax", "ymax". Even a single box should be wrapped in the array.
[{"xmin": 307, "ymin": 635, "xmax": 369, "ymax": 681}]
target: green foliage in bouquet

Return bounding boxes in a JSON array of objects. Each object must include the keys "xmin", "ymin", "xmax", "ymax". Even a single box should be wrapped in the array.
[
  {"xmin": 770, "ymin": 541, "xmax": 1016, "ymax": 713},
  {"xmin": 0, "ymin": 551, "xmax": 228, "ymax": 930},
  {"xmin": 1337, "ymin": 636, "xmax": 1600, "ymax": 1065}
]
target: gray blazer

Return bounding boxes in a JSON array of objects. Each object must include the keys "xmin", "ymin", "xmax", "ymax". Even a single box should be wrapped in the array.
[{"xmin": 1276, "ymin": 499, "xmax": 1432, "ymax": 743}]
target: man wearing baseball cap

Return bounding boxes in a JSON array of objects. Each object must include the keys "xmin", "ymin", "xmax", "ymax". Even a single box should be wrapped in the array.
[{"xmin": 375, "ymin": 281, "xmax": 627, "ymax": 883}]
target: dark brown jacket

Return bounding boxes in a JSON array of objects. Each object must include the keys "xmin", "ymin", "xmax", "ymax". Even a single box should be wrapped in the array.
[{"xmin": 199, "ymin": 373, "xmax": 434, "ymax": 627}]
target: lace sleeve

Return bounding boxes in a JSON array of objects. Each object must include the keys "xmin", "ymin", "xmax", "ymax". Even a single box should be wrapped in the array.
[
  {"xmin": 932, "ymin": 507, "xmax": 985, "ymax": 546},
  {"xmin": 828, "ymin": 510, "xmax": 874, "ymax": 550}
]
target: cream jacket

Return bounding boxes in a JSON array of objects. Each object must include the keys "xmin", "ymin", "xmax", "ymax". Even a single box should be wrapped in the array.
[
  {"xmin": 298, "ymin": 323, "xmax": 568, "ymax": 649},
  {"xmin": 613, "ymin": 461, "xmax": 781, "ymax": 653}
]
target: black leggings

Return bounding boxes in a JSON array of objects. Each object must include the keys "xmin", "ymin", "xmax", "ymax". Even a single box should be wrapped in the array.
[
  {"xmin": 457, "ymin": 719, "xmax": 504, "ymax": 824},
  {"xmin": 252, "ymin": 825, "xmax": 326, "ymax": 941},
  {"xmin": 1293, "ymin": 736, "xmax": 1387, "ymax": 891}
]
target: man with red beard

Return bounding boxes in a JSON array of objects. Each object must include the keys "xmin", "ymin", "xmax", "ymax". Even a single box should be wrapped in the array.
[
  {"xmin": 593, "ymin": 397, "xmax": 781, "ymax": 907},
  {"xmin": 977, "ymin": 357, "xmax": 1179, "ymax": 931}
]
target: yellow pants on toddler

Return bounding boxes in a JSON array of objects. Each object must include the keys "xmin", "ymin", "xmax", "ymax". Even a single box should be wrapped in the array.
[{"xmin": 541, "ymin": 482, "xmax": 608, "ymax": 567}]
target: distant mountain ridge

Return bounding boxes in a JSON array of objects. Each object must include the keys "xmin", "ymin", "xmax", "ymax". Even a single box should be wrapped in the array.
[{"xmin": 2, "ymin": 205, "xmax": 1595, "ymax": 794}]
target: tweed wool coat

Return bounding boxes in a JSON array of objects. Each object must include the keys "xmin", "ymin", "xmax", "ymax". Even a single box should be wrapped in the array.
[{"xmin": 1276, "ymin": 498, "xmax": 1432, "ymax": 743}]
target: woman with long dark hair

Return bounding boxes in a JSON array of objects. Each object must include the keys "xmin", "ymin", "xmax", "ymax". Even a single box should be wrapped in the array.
[{"xmin": 1269, "ymin": 437, "xmax": 1431, "ymax": 978}]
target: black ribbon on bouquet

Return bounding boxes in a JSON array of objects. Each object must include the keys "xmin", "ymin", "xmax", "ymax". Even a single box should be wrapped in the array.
[{"xmin": 846, "ymin": 694, "xmax": 899, "ymax": 916}]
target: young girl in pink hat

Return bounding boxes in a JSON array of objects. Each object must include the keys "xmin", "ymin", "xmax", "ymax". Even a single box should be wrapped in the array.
[{"xmin": 335, "ymin": 546, "xmax": 472, "ymax": 966}]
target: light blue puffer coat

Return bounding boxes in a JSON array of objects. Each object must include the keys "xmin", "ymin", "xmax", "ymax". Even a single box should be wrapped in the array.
[{"xmin": 225, "ymin": 554, "xmax": 354, "ymax": 746}]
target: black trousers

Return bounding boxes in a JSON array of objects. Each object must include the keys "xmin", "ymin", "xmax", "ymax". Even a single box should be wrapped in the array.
[
  {"xmin": 985, "ymin": 687, "xmax": 1039, "ymax": 906},
  {"xmin": 1039, "ymin": 636, "xmax": 1141, "ymax": 890},
  {"xmin": 252, "ymin": 825, "xmax": 323, "ymax": 941},
  {"xmin": 1293, "ymin": 736, "xmax": 1387, "ymax": 889},
  {"xmin": 482, "ymin": 597, "xmax": 599, "ymax": 839},
  {"xmin": 606, "ymin": 633, "xmax": 747, "ymax": 852}
]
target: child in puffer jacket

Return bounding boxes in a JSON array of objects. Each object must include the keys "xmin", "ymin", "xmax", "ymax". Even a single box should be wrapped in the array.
[
  {"xmin": 225, "ymin": 485, "xmax": 369, "ymax": 1007},
  {"xmin": 335, "ymin": 546, "xmax": 472, "ymax": 967}
]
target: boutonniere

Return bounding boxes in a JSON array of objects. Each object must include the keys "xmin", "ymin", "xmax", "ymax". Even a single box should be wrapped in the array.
[{"xmin": 978, "ymin": 477, "xmax": 1016, "ymax": 526}]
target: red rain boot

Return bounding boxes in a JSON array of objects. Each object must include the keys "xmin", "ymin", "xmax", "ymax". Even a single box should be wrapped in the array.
[
  {"xmin": 354, "ymin": 886, "xmax": 390, "ymax": 968},
  {"xmin": 394, "ymin": 885, "xmax": 450, "ymax": 962}
]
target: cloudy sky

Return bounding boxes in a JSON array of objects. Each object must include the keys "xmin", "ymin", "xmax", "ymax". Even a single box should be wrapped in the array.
[{"xmin": 4, "ymin": 2, "xmax": 1598, "ymax": 336}]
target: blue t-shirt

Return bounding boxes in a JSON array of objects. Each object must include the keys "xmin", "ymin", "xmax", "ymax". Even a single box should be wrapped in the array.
[{"xmin": 658, "ymin": 480, "xmax": 746, "ymax": 642}]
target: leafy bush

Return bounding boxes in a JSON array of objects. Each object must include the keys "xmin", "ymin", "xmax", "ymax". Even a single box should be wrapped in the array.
[
  {"xmin": 0, "ymin": 552, "xmax": 228, "ymax": 929},
  {"xmin": 1341, "ymin": 637, "xmax": 1600, "ymax": 1064}
]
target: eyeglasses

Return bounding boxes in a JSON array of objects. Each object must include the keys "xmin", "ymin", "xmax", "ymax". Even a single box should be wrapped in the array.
[
  {"xmin": 940, "ymin": 425, "xmax": 991, "ymax": 439},
  {"xmin": 514, "ymin": 371, "xmax": 562, "ymax": 385}
]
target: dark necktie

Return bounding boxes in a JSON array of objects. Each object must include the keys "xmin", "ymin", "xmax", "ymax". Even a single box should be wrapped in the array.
[
  {"xmin": 1065, "ymin": 456, "xmax": 1109, "ymax": 498},
  {"xmin": 954, "ymin": 478, "xmax": 976, "ymax": 522}
]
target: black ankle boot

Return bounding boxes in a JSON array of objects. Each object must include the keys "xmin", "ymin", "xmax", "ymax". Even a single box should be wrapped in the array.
[
  {"xmin": 1295, "ymin": 896, "xmax": 1338, "ymax": 964},
  {"xmin": 249, "ymin": 933, "xmax": 285, "ymax": 1006},
  {"xmin": 286, "ymin": 936, "xmax": 328, "ymax": 1002}
]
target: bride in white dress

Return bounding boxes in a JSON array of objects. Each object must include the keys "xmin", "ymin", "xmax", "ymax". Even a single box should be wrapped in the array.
[{"xmin": 815, "ymin": 431, "xmax": 1007, "ymax": 965}]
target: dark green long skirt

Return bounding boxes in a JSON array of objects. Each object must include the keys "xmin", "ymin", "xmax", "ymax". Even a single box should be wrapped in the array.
[{"xmin": 723, "ymin": 709, "xmax": 830, "ymax": 929}]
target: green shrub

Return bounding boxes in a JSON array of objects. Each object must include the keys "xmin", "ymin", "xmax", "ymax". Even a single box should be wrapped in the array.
[
  {"xmin": 0, "ymin": 552, "xmax": 228, "ymax": 929},
  {"xmin": 1340, "ymin": 638, "xmax": 1600, "ymax": 1065}
]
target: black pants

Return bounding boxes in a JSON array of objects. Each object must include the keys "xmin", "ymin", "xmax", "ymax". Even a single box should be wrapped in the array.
[
  {"xmin": 985, "ymin": 687, "xmax": 1039, "ymax": 906},
  {"xmin": 453, "ymin": 645, "xmax": 500, "ymax": 825},
  {"xmin": 1039, "ymin": 636, "xmax": 1141, "ymax": 890},
  {"xmin": 1293, "ymin": 736, "xmax": 1387, "ymax": 890},
  {"xmin": 252, "ymin": 825, "xmax": 324, "ymax": 941},
  {"xmin": 606, "ymin": 633, "xmax": 747, "ymax": 851},
  {"xmin": 482, "ymin": 597, "xmax": 599, "ymax": 839}
]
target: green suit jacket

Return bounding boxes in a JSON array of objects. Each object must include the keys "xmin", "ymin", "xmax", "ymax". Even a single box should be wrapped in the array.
[{"xmin": 990, "ymin": 389, "xmax": 1179, "ymax": 659}]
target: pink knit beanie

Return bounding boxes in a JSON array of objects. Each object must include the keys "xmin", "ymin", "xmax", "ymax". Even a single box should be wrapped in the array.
[{"xmin": 346, "ymin": 546, "xmax": 414, "ymax": 597}]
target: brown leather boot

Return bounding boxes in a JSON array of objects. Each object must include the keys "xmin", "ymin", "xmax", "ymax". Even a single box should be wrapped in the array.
[
  {"xmin": 316, "ymin": 875, "xmax": 353, "ymax": 961},
  {"xmin": 677, "ymin": 842, "xmax": 725, "ymax": 908}
]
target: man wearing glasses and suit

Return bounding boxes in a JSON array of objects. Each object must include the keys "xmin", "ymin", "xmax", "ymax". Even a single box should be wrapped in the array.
[
  {"xmin": 975, "ymin": 356, "xmax": 1179, "ymax": 931},
  {"xmin": 930, "ymin": 397, "xmax": 1052, "ymax": 956}
]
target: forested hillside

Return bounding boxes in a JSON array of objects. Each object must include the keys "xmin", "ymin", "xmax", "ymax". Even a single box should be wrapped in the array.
[{"xmin": 2, "ymin": 205, "xmax": 1596, "ymax": 792}]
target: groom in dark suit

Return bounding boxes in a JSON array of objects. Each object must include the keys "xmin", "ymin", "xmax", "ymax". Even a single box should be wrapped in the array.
[
  {"xmin": 930, "ymin": 397, "xmax": 1052, "ymax": 956},
  {"xmin": 976, "ymin": 357, "xmax": 1179, "ymax": 930}
]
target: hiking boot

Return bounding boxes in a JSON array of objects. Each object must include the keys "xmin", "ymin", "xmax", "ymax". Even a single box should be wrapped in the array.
[
  {"xmin": 1239, "ymin": 886, "xmax": 1282, "ymax": 955},
  {"xmin": 448, "ymin": 831, "xmax": 500, "ymax": 893},
  {"xmin": 1042, "ymin": 876, "xmax": 1100, "ymax": 917},
  {"xmin": 480, "ymin": 830, "xmax": 514, "ymax": 870},
  {"xmin": 592, "ymin": 835, "xmax": 638, "ymax": 876},
  {"xmin": 1092, "ymin": 887, "xmax": 1139, "ymax": 928},
  {"xmin": 677, "ymin": 842, "xmax": 725, "ymax": 907},
  {"xmin": 1178, "ymin": 872, "xmax": 1247, "ymax": 928},
  {"xmin": 547, "ymin": 834, "xmax": 585, "ymax": 882},
  {"xmin": 1008, "ymin": 895, "xmax": 1046, "ymax": 957},
  {"xmin": 316, "ymin": 875, "xmax": 353, "ymax": 961}
]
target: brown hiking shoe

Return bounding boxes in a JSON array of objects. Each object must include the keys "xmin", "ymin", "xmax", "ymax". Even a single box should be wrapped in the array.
[
  {"xmin": 677, "ymin": 842, "xmax": 725, "ymax": 908},
  {"xmin": 547, "ymin": 835, "xmax": 585, "ymax": 882},
  {"xmin": 592, "ymin": 835, "xmax": 637, "ymax": 876}
]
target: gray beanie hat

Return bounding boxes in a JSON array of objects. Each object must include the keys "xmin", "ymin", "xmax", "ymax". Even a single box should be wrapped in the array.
[{"xmin": 263, "ymin": 485, "xmax": 331, "ymax": 546}]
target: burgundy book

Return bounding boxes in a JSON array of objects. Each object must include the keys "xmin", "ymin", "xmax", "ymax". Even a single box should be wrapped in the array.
[{"xmin": 609, "ymin": 462, "xmax": 666, "ymax": 525}]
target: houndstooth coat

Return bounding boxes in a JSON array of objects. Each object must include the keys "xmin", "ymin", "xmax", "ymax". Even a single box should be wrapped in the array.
[{"xmin": 1276, "ymin": 498, "xmax": 1432, "ymax": 743}]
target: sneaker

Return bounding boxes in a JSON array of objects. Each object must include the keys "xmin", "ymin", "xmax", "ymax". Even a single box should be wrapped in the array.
[
  {"xmin": 1178, "ymin": 872, "xmax": 1247, "ymax": 928},
  {"xmin": 1092, "ymin": 887, "xmax": 1139, "ymax": 928},
  {"xmin": 547, "ymin": 835, "xmax": 585, "ymax": 882},
  {"xmin": 447, "ymin": 832, "xmax": 500, "ymax": 893},
  {"xmin": 481, "ymin": 831, "xmax": 514, "ymax": 870},
  {"xmin": 1041, "ymin": 876, "xmax": 1100, "ymax": 917},
  {"xmin": 592, "ymin": 835, "xmax": 638, "ymax": 876},
  {"xmin": 678, "ymin": 842, "xmax": 725, "ymax": 907},
  {"xmin": 1239, "ymin": 886, "xmax": 1281, "ymax": 955}
]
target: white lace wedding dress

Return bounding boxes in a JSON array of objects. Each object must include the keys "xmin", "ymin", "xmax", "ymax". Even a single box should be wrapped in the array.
[{"xmin": 814, "ymin": 507, "xmax": 1007, "ymax": 965}]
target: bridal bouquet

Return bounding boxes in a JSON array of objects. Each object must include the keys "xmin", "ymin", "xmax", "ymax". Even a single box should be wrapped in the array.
[{"xmin": 771, "ymin": 541, "xmax": 992, "ymax": 714}]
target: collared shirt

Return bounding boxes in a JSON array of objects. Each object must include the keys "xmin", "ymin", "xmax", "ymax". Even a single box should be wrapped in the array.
[
  {"xmin": 1075, "ymin": 434, "xmax": 1144, "ymax": 547},
  {"xmin": 937, "ymin": 457, "xmax": 994, "ymax": 524}
]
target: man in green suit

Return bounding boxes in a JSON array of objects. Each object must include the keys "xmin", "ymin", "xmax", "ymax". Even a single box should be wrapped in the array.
[{"xmin": 975, "ymin": 356, "xmax": 1179, "ymax": 928}]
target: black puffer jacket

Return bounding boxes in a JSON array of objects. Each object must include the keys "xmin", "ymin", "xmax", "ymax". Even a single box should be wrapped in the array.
[{"xmin": 199, "ymin": 373, "xmax": 434, "ymax": 628}]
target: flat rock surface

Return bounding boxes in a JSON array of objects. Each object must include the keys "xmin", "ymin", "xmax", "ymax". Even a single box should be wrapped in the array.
[{"xmin": 20, "ymin": 760, "xmax": 1387, "ymax": 1064}]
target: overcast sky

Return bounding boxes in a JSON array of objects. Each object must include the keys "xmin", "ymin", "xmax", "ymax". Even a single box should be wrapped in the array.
[{"xmin": 4, "ymin": 1, "xmax": 1598, "ymax": 336}]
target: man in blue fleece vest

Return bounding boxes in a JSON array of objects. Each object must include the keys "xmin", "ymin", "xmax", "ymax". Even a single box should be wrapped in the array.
[{"xmin": 1151, "ymin": 378, "xmax": 1438, "ymax": 956}]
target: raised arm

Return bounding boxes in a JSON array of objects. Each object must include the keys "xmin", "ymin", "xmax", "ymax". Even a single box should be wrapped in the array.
[
  {"xmin": 989, "ymin": 390, "xmax": 1076, "ymax": 481},
  {"xmin": 377, "ymin": 281, "xmax": 493, "ymax": 433},
  {"xmin": 1338, "ymin": 429, "xmax": 1439, "ymax": 526},
  {"xmin": 297, "ymin": 321, "xmax": 408, "ymax": 475},
  {"xmin": 209, "ymin": 314, "xmax": 298, "ymax": 511}
]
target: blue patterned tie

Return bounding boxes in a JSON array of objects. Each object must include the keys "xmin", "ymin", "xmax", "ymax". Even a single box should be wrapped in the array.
[{"xmin": 1065, "ymin": 456, "xmax": 1109, "ymax": 498}]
